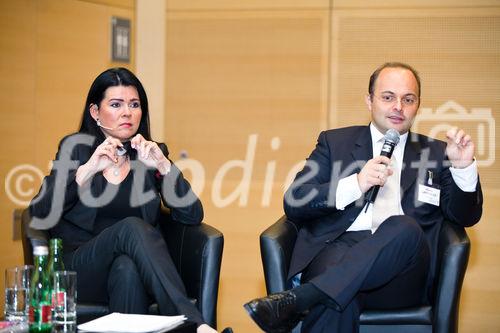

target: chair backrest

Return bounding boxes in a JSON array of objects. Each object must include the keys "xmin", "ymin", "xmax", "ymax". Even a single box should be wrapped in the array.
[
  {"xmin": 18, "ymin": 207, "xmax": 224, "ymax": 329},
  {"xmin": 433, "ymin": 222, "xmax": 470, "ymax": 332},
  {"xmin": 260, "ymin": 215, "xmax": 299, "ymax": 294},
  {"xmin": 20, "ymin": 208, "xmax": 49, "ymax": 265},
  {"xmin": 260, "ymin": 216, "xmax": 471, "ymax": 333},
  {"xmin": 159, "ymin": 211, "xmax": 224, "ymax": 328}
]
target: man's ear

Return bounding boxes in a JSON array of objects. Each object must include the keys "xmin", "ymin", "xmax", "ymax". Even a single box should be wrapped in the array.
[
  {"xmin": 365, "ymin": 94, "xmax": 373, "ymax": 112},
  {"xmin": 89, "ymin": 104, "xmax": 99, "ymax": 120}
]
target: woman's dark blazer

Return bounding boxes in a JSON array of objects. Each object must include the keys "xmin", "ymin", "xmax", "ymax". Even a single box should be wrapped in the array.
[{"xmin": 29, "ymin": 133, "xmax": 203, "ymax": 242}]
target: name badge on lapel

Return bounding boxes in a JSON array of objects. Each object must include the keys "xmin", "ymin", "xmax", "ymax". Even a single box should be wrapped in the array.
[{"xmin": 418, "ymin": 171, "xmax": 440, "ymax": 206}]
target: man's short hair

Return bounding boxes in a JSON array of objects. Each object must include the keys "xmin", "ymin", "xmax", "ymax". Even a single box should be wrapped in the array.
[{"xmin": 368, "ymin": 62, "xmax": 421, "ymax": 98}]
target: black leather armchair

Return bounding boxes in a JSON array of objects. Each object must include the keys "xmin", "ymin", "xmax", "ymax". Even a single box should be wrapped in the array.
[
  {"xmin": 260, "ymin": 216, "xmax": 471, "ymax": 333},
  {"xmin": 18, "ymin": 208, "xmax": 224, "ymax": 328}
]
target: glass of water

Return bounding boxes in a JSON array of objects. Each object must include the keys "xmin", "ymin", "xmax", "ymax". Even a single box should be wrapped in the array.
[
  {"xmin": 52, "ymin": 270, "xmax": 77, "ymax": 332},
  {"xmin": 4, "ymin": 265, "xmax": 33, "ymax": 322}
]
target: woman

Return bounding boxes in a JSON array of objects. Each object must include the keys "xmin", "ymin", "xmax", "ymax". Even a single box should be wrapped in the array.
[{"xmin": 29, "ymin": 67, "xmax": 217, "ymax": 333}]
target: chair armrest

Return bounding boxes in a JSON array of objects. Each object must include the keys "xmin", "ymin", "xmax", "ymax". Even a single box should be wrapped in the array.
[
  {"xmin": 260, "ymin": 215, "xmax": 300, "ymax": 294},
  {"xmin": 19, "ymin": 208, "xmax": 49, "ymax": 265},
  {"xmin": 433, "ymin": 222, "xmax": 470, "ymax": 333},
  {"xmin": 160, "ymin": 212, "xmax": 223, "ymax": 329}
]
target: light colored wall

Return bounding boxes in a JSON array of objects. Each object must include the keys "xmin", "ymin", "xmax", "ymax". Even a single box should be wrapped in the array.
[
  {"xmin": 136, "ymin": 0, "xmax": 166, "ymax": 140},
  {"xmin": 164, "ymin": 1, "xmax": 500, "ymax": 332},
  {"xmin": 0, "ymin": 0, "xmax": 135, "ymax": 314},
  {"xmin": 328, "ymin": 5, "xmax": 500, "ymax": 333},
  {"xmin": 0, "ymin": 1, "xmax": 499, "ymax": 332},
  {"xmin": 165, "ymin": 4, "xmax": 331, "ymax": 330}
]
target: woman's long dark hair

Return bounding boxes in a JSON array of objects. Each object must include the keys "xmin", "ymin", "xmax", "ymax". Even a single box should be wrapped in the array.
[{"xmin": 79, "ymin": 67, "xmax": 152, "ymax": 144}]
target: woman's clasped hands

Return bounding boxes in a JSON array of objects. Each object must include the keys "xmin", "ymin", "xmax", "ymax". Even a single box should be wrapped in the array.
[{"xmin": 76, "ymin": 134, "xmax": 171, "ymax": 186}]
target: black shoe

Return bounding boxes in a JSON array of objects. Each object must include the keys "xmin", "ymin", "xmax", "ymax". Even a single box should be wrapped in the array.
[
  {"xmin": 243, "ymin": 291, "xmax": 301, "ymax": 333},
  {"xmin": 221, "ymin": 328, "xmax": 234, "ymax": 333}
]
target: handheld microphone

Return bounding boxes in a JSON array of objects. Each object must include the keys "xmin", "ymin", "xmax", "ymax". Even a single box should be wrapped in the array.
[{"xmin": 364, "ymin": 128, "xmax": 401, "ymax": 211}]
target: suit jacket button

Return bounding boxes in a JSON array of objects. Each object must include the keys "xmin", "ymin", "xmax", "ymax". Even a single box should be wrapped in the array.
[{"xmin": 325, "ymin": 239, "xmax": 333, "ymax": 244}]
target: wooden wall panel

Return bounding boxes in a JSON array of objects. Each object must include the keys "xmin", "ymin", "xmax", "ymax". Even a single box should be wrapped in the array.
[
  {"xmin": 165, "ymin": 9, "xmax": 330, "ymax": 331},
  {"xmin": 329, "ymin": 6, "xmax": 500, "ymax": 332},
  {"xmin": 0, "ymin": 0, "xmax": 134, "ymax": 315},
  {"xmin": 165, "ymin": 10, "xmax": 329, "ymax": 182},
  {"xmin": 0, "ymin": 0, "xmax": 37, "ymax": 314},
  {"xmin": 167, "ymin": 0, "xmax": 330, "ymax": 11},
  {"xmin": 330, "ymin": 8, "xmax": 500, "ymax": 188},
  {"xmin": 35, "ymin": 0, "xmax": 135, "ymax": 165},
  {"xmin": 460, "ymin": 191, "xmax": 500, "ymax": 332},
  {"xmin": 332, "ymin": 0, "xmax": 500, "ymax": 8},
  {"xmin": 166, "ymin": 2, "xmax": 500, "ymax": 332},
  {"xmin": 80, "ymin": 0, "xmax": 134, "ymax": 9}
]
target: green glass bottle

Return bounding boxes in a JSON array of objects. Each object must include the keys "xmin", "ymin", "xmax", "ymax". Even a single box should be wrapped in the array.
[
  {"xmin": 47, "ymin": 239, "xmax": 65, "ymax": 275},
  {"xmin": 29, "ymin": 246, "xmax": 52, "ymax": 333},
  {"xmin": 46, "ymin": 238, "xmax": 65, "ymax": 316}
]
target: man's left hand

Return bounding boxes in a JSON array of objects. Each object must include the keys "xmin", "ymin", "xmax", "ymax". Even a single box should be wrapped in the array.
[{"xmin": 445, "ymin": 127, "xmax": 475, "ymax": 169}]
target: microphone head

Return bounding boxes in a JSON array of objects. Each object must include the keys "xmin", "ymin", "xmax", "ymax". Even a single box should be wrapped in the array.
[{"xmin": 385, "ymin": 128, "xmax": 400, "ymax": 145}]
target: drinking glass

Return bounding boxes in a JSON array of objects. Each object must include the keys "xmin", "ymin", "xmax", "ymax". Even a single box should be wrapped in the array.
[
  {"xmin": 4, "ymin": 265, "xmax": 33, "ymax": 322},
  {"xmin": 52, "ymin": 270, "xmax": 77, "ymax": 332}
]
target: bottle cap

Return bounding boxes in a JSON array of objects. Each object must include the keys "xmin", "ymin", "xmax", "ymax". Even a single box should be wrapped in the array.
[{"xmin": 33, "ymin": 246, "xmax": 48, "ymax": 256}]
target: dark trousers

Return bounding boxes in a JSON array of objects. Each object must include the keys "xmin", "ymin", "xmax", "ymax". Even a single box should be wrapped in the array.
[
  {"xmin": 63, "ymin": 217, "xmax": 204, "ymax": 325},
  {"xmin": 300, "ymin": 216, "xmax": 431, "ymax": 333}
]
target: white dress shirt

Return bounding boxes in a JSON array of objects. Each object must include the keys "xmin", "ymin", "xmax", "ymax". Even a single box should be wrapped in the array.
[{"xmin": 336, "ymin": 123, "xmax": 478, "ymax": 233}]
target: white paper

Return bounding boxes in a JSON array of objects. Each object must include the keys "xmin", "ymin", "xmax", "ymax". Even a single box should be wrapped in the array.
[{"xmin": 77, "ymin": 312, "xmax": 186, "ymax": 333}]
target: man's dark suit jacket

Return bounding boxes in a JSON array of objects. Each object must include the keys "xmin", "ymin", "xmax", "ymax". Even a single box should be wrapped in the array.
[
  {"xmin": 29, "ymin": 132, "xmax": 203, "ymax": 253},
  {"xmin": 284, "ymin": 126, "xmax": 482, "ymax": 289}
]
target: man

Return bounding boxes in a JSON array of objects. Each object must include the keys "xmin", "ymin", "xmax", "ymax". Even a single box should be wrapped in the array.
[{"xmin": 244, "ymin": 62, "xmax": 483, "ymax": 332}]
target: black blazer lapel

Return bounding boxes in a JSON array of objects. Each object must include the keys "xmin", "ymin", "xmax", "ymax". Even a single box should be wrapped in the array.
[
  {"xmin": 401, "ymin": 132, "xmax": 422, "ymax": 194},
  {"xmin": 351, "ymin": 126, "xmax": 373, "ymax": 168}
]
